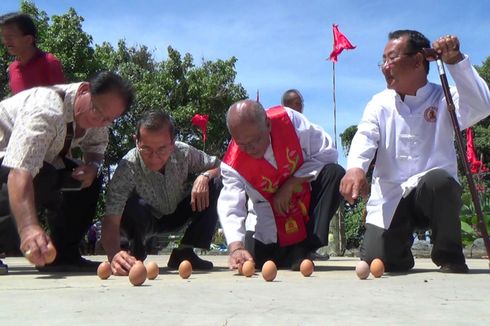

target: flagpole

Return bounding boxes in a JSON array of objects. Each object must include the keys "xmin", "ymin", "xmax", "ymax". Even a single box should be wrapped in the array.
[{"xmin": 332, "ymin": 61, "xmax": 337, "ymax": 148}]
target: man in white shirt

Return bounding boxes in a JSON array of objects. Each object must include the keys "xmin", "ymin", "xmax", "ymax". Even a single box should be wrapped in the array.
[
  {"xmin": 340, "ymin": 30, "xmax": 490, "ymax": 273},
  {"xmin": 0, "ymin": 71, "xmax": 134, "ymax": 273},
  {"xmin": 218, "ymin": 99, "xmax": 344, "ymax": 270},
  {"xmin": 281, "ymin": 89, "xmax": 304, "ymax": 113}
]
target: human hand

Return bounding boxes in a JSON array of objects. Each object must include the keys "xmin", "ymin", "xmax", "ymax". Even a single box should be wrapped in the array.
[
  {"xmin": 190, "ymin": 175, "xmax": 210, "ymax": 212},
  {"xmin": 110, "ymin": 250, "xmax": 137, "ymax": 276},
  {"xmin": 19, "ymin": 224, "xmax": 54, "ymax": 266},
  {"xmin": 71, "ymin": 164, "xmax": 98, "ymax": 188},
  {"xmin": 229, "ymin": 247, "xmax": 254, "ymax": 270},
  {"xmin": 432, "ymin": 35, "xmax": 464, "ymax": 65},
  {"xmin": 339, "ymin": 167, "xmax": 369, "ymax": 205},
  {"xmin": 273, "ymin": 179, "xmax": 295, "ymax": 216}
]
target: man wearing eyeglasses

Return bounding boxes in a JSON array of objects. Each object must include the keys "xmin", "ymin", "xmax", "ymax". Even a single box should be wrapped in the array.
[
  {"xmin": 101, "ymin": 111, "xmax": 221, "ymax": 275},
  {"xmin": 340, "ymin": 30, "xmax": 490, "ymax": 273},
  {"xmin": 0, "ymin": 71, "xmax": 134, "ymax": 274}
]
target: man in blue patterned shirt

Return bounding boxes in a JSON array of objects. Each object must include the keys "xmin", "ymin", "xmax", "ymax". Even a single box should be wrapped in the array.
[{"xmin": 101, "ymin": 111, "xmax": 221, "ymax": 275}]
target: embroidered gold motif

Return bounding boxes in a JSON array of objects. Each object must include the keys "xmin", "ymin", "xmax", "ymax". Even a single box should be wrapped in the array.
[
  {"xmin": 286, "ymin": 147, "xmax": 300, "ymax": 173},
  {"xmin": 261, "ymin": 176, "xmax": 278, "ymax": 193},
  {"xmin": 285, "ymin": 217, "xmax": 299, "ymax": 234},
  {"xmin": 298, "ymin": 200, "xmax": 308, "ymax": 216}
]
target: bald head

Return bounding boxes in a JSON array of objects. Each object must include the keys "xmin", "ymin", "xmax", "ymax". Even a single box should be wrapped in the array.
[
  {"xmin": 226, "ymin": 99, "xmax": 271, "ymax": 158},
  {"xmin": 226, "ymin": 99, "xmax": 268, "ymax": 133}
]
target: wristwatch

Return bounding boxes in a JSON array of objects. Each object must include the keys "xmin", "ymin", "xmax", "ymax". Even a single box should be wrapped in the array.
[{"xmin": 200, "ymin": 172, "xmax": 211, "ymax": 178}]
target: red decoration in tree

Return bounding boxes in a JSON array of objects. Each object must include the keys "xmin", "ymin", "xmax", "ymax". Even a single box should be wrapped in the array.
[{"xmin": 191, "ymin": 113, "xmax": 209, "ymax": 142}]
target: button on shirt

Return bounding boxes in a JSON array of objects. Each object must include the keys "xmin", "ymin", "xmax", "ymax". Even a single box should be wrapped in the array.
[
  {"xmin": 0, "ymin": 83, "xmax": 109, "ymax": 177},
  {"xmin": 105, "ymin": 142, "xmax": 220, "ymax": 218},
  {"xmin": 218, "ymin": 108, "xmax": 338, "ymax": 245},
  {"xmin": 347, "ymin": 56, "xmax": 490, "ymax": 229}
]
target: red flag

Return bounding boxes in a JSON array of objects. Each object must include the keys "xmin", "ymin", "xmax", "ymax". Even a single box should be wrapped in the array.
[
  {"xmin": 191, "ymin": 113, "xmax": 209, "ymax": 142},
  {"xmin": 466, "ymin": 128, "xmax": 488, "ymax": 174},
  {"xmin": 329, "ymin": 24, "xmax": 356, "ymax": 62}
]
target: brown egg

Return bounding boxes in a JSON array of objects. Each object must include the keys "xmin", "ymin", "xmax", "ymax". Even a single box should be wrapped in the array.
[
  {"xmin": 129, "ymin": 261, "xmax": 147, "ymax": 286},
  {"xmin": 355, "ymin": 261, "xmax": 370, "ymax": 280},
  {"xmin": 146, "ymin": 261, "xmax": 159, "ymax": 280},
  {"xmin": 300, "ymin": 259, "xmax": 314, "ymax": 277},
  {"xmin": 45, "ymin": 243, "xmax": 57, "ymax": 264},
  {"xmin": 370, "ymin": 258, "xmax": 385, "ymax": 278},
  {"xmin": 178, "ymin": 260, "xmax": 192, "ymax": 279},
  {"xmin": 241, "ymin": 260, "xmax": 255, "ymax": 277},
  {"xmin": 261, "ymin": 260, "xmax": 277, "ymax": 282},
  {"xmin": 97, "ymin": 261, "xmax": 112, "ymax": 279}
]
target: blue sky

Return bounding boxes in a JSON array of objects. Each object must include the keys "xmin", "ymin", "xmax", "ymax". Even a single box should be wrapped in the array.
[{"xmin": 2, "ymin": 0, "xmax": 489, "ymax": 166}]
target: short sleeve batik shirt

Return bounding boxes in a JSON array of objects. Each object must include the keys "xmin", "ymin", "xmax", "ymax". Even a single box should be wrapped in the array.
[
  {"xmin": 0, "ymin": 83, "xmax": 109, "ymax": 177},
  {"xmin": 105, "ymin": 142, "xmax": 220, "ymax": 217}
]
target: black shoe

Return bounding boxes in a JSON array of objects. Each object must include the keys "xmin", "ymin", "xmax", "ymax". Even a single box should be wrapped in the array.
[
  {"xmin": 0, "ymin": 259, "xmax": 8, "ymax": 275},
  {"xmin": 167, "ymin": 247, "xmax": 213, "ymax": 270},
  {"xmin": 290, "ymin": 245, "xmax": 309, "ymax": 271},
  {"xmin": 310, "ymin": 251, "xmax": 330, "ymax": 261},
  {"xmin": 439, "ymin": 263, "xmax": 469, "ymax": 274},
  {"xmin": 36, "ymin": 257, "xmax": 100, "ymax": 273}
]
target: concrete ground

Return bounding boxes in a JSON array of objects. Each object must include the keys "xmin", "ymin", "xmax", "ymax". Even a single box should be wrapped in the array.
[{"xmin": 1, "ymin": 255, "xmax": 489, "ymax": 326}]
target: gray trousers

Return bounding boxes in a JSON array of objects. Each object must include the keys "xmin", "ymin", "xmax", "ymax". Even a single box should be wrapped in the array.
[{"xmin": 361, "ymin": 169, "xmax": 466, "ymax": 271}]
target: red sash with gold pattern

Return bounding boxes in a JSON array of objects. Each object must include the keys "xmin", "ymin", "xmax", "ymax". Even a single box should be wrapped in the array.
[{"xmin": 223, "ymin": 106, "xmax": 311, "ymax": 246}]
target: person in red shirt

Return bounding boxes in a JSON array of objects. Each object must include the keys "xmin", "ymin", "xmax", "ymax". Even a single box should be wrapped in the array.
[{"xmin": 0, "ymin": 12, "xmax": 65, "ymax": 95}]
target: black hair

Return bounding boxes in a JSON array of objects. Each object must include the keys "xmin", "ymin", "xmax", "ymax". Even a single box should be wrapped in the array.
[
  {"xmin": 281, "ymin": 89, "xmax": 303, "ymax": 106},
  {"xmin": 89, "ymin": 71, "xmax": 134, "ymax": 113},
  {"xmin": 388, "ymin": 30, "xmax": 431, "ymax": 74},
  {"xmin": 0, "ymin": 12, "xmax": 37, "ymax": 41},
  {"xmin": 135, "ymin": 110, "xmax": 177, "ymax": 141}
]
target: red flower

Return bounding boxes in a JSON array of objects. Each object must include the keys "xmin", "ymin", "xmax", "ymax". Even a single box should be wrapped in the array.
[{"xmin": 191, "ymin": 114, "xmax": 209, "ymax": 142}]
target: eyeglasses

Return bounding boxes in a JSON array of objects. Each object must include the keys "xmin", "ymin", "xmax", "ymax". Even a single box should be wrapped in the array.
[
  {"xmin": 90, "ymin": 98, "xmax": 113, "ymax": 125},
  {"xmin": 137, "ymin": 142, "xmax": 174, "ymax": 158},
  {"xmin": 378, "ymin": 52, "xmax": 418, "ymax": 69}
]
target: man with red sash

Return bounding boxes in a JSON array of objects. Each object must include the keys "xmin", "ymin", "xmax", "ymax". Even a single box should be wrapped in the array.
[{"xmin": 218, "ymin": 99, "xmax": 344, "ymax": 270}]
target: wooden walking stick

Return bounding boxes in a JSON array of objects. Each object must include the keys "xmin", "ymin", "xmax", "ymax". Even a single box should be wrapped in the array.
[{"xmin": 423, "ymin": 48, "xmax": 490, "ymax": 268}]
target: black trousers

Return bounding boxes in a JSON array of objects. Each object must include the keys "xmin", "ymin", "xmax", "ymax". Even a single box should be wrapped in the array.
[
  {"xmin": 120, "ymin": 177, "xmax": 222, "ymax": 260},
  {"xmin": 245, "ymin": 163, "xmax": 345, "ymax": 268},
  {"xmin": 360, "ymin": 169, "xmax": 466, "ymax": 271},
  {"xmin": 0, "ymin": 159, "xmax": 102, "ymax": 261}
]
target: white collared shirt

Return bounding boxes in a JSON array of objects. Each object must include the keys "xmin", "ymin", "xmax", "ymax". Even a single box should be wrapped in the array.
[
  {"xmin": 347, "ymin": 56, "xmax": 490, "ymax": 229},
  {"xmin": 218, "ymin": 107, "xmax": 338, "ymax": 245}
]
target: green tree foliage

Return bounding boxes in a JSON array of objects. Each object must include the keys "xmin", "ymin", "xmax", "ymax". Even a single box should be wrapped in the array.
[
  {"xmin": 339, "ymin": 125, "xmax": 357, "ymax": 157},
  {"xmin": 1, "ymin": 1, "xmax": 247, "ymax": 168},
  {"xmin": 472, "ymin": 57, "xmax": 490, "ymax": 167},
  {"xmin": 1, "ymin": 1, "xmax": 98, "ymax": 88},
  {"xmin": 1, "ymin": 2, "xmax": 247, "ymax": 222},
  {"xmin": 93, "ymin": 42, "xmax": 247, "ymax": 169},
  {"xmin": 0, "ymin": 45, "xmax": 8, "ymax": 99}
]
